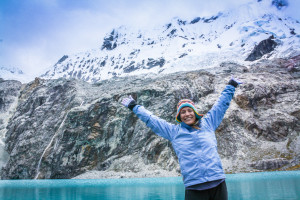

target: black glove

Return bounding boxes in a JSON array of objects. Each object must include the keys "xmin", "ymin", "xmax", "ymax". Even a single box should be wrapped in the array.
[{"xmin": 228, "ymin": 76, "xmax": 243, "ymax": 88}]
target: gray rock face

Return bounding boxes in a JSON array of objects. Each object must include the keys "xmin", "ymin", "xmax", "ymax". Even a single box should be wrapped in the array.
[
  {"xmin": 0, "ymin": 79, "xmax": 22, "ymax": 113},
  {"xmin": 245, "ymin": 36, "xmax": 278, "ymax": 61},
  {"xmin": 101, "ymin": 30, "xmax": 118, "ymax": 51},
  {"xmin": 250, "ymin": 158, "xmax": 290, "ymax": 170},
  {"xmin": 1, "ymin": 58, "xmax": 300, "ymax": 179},
  {"xmin": 0, "ymin": 79, "xmax": 22, "ymax": 172}
]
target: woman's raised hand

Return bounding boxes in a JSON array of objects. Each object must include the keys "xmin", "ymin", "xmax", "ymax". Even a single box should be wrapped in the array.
[
  {"xmin": 121, "ymin": 95, "xmax": 137, "ymax": 110},
  {"xmin": 121, "ymin": 95, "xmax": 134, "ymax": 107},
  {"xmin": 228, "ymin": 76, "xmax": 243, "ymax": 87}
]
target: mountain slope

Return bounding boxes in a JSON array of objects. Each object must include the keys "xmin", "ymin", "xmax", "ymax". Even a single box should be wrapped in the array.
[
  {"xmin": 2, "ymin": 57, "xmax": 300, "ymax": 179},
  {"xmin": 41, "ymin": 0, "xmax": 300, "ymax": 83}
]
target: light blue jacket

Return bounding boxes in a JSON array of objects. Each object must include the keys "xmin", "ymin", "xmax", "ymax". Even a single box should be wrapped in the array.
[{"xmin": 133, "ymin": 85, "xmax": 236, "ymax": 187}]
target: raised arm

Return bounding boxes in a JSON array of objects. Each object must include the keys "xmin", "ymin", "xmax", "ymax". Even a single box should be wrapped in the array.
[
  {"xmin": 121, "ymin": 96, "xmax": 176, "ymax": 141},
  {"xmin": 202, "ymin": 77, "xmax": 242, "ymax": 131}
]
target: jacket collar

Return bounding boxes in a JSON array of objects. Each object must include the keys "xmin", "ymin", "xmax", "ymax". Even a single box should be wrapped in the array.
[{"xmin": 180, "ymin": 121, "xmax": 200, "ymax": 131}]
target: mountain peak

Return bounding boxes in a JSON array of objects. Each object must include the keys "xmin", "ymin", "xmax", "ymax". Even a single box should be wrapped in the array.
[{"xmin": 271, "ymin": 0, "xmax": 289, "ymax": 10}]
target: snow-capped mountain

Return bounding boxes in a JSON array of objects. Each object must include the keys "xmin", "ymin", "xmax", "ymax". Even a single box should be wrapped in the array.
[
  {"xmin": 0, "ymin": 66, "xmax": 31, "ymax": 83},
  {"xmin": 41, "ymin": 0, "xmax": 300, "ymax": 83}
]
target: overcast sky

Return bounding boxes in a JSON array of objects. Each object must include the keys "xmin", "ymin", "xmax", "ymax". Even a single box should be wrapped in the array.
[{"xmin": 0, "ymin": 0, "xmax": 299, "ymax": 77}]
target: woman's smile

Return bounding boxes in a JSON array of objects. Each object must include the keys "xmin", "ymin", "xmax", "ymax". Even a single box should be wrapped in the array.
[{"xmin": 180, "ymin": 107, "xmax": 196, "ymax": 125}]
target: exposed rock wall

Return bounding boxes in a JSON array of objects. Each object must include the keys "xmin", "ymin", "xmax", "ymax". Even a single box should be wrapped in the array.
[
  {"xmin": 1, "ymin": 58, "xmax": 300, "ymax": 179},
  {"xmin": 245, "ymin": 36, "xmax": 278, "ymax": 61},
  {"xmin": 0, "ymin": 79, "xmax": 22, "ymax": 172}
]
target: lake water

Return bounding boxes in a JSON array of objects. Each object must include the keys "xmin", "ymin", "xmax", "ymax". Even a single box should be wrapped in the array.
[{"xmin": 0, "ymin": 171, "xmax": 299, "ymax": 200}]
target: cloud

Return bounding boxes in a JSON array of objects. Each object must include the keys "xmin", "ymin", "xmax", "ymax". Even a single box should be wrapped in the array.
[
  {"xmin": 0, "ymin": 0, "xmax": 115, "ymax": 76},
  {"xmin": 286, "ymin": 0, "xmax": 300, "ymax": 21}
]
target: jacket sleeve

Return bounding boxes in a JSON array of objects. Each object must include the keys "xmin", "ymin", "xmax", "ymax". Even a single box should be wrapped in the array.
[
  {"xmin": 202, "ymin": 85, "xmax": 236, "ymax": 131},
  {"xmin": 133, "ymin": 105, "xmax": 176, "ymax": 141}
]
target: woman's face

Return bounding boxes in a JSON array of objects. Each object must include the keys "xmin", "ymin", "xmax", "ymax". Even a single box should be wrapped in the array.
[{"xmin": 180, "ymin": 107, "xmax": 196, "ymax": 125}]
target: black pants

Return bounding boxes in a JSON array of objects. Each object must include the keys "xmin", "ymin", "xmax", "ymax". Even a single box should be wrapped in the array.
[{"xmin": 185, "ymin": 181, "xmax": 228, "ymax": 200}]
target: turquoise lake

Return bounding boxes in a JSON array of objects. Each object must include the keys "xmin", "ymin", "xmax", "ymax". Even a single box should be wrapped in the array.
[{"xmin": 0, "ymin": 171, "xmax": 299, "ymax": 200}]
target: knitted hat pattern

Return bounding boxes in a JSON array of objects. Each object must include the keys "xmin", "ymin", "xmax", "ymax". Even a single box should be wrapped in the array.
[{"xmin": 176, "ymin": 99, "xmax": 204, "ymax": 122}]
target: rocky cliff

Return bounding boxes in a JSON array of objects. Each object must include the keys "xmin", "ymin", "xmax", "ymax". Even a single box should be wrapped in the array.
[
  {"xmin": 1, "ymin": 56, "xmax": 299, "ymax": 179},
  {"xmin": 0, "ymin": 79, "xmax": 22, "ymax": 170}
]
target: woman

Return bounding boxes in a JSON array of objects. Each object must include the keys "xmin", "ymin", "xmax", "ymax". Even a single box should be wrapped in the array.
[{"xmin": 121, "ymin": 77, "xmax": 242, "ymax": 200}]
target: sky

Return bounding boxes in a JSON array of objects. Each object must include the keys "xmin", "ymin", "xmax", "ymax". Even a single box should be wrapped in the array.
[{"xmin": 0, "ymin": 0, "xmax": 300, "ymax": 77}]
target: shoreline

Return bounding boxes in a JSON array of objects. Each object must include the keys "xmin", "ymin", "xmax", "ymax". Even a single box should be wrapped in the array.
[{"xmin": 72, "ymin": 169, "xmax": 181, "ymax": 179}]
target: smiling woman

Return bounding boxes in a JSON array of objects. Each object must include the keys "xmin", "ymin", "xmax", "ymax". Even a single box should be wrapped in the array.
[
  {"xmin": 179, "ymin": 107, "xmax": 196, "ymax": 125},
  {"xmin": 121, "ymin": 77, "xmax": 243, "ymax": 200},
  {"xmin": 176, "ymin": 99, "xmax": 204, "ymax": 128}
]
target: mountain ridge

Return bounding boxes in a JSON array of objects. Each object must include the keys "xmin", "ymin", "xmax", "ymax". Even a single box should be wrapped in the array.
[{"xmin": 40, "ymin": 0, "xmax": 300, "ymax": 83}]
